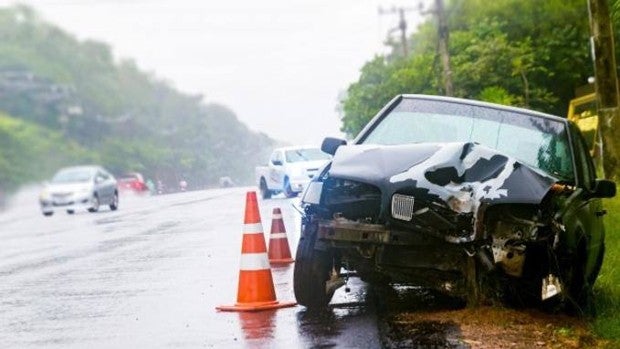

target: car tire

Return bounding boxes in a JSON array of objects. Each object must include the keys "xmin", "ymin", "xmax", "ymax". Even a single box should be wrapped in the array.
[
  {"xmin": 588, "ymin": 242, "xmax": 605, "ymax": 286},
  {"xmin": 260, "ymin": 178, "xmax": 272, "ymax": 199},
  {"xmin": 88, "ymin": 194, "xmax": 99, "ymax": 213},
  {"xmin": 563, "ymin": 238, "xmax": 594, "ymax": 316},
  {"xmin": 293, "ymin": 218, "xmax": 339, "ymax": 309},
  {"xmin": 109, "ymin": 192, "xmax": 119, "ymax": 211},
  {"xmin": 283, "ymin": 177, "xmax": 298, "ymax": 198},
  {"xmin": 43, "ymin": 211, "xmax": 53, "ymax": 217},
  {"xmin": 66, "ymin": 210, "xmax": 74, "ymax": 215}
]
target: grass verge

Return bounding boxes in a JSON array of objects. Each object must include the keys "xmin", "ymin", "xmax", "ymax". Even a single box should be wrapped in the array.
[{"xmin": 592, "ymin": 196, "xmax": 620, "ymax": 345}]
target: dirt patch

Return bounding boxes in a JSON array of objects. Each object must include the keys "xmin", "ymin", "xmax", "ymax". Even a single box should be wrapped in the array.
[{"xmin": 380, "ymin": 306, "xmax": 607, "ymax": 349}]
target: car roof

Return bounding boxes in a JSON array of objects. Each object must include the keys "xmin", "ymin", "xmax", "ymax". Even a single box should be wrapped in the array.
[
  {"xmin": 56, "ymin": 165, "xmax": 102, "ymax": 173},
  {"xmin": 400, "ymin": 94, "xmax": 567, "ymax": 123}
]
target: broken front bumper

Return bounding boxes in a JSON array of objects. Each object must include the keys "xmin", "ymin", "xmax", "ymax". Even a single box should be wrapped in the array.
[{"xmin": 316, "ymin": 218, "xmax": 471, "ymax": 294}]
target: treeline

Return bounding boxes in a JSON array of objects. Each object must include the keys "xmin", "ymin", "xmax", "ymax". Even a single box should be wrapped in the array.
[
  {"xmin": 0, "ymin": 5, "xmax": 275, "ymax": 194},
  {"xmin": 340, "ymin": 0, "xmax": 610, "ymax": 137}
]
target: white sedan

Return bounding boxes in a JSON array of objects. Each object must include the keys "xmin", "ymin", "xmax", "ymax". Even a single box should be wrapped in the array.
[{"xmin": 39, "ymin": 166, "xmax": 119, "ymax": 216}]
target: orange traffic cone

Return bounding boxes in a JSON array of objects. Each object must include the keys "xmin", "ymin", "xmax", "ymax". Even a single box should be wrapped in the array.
[
  {"xmin": 268, "ymin": 208, "xmax": 294, "ymax": 264},
  {"xmin": 216, "ymin": 191, "xmax": 296, "ymax": 312}
]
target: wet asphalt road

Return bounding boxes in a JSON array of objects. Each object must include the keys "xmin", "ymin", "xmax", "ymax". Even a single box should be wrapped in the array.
[{"xmin": 0, "ymin": 187, "xmax": 381, "ymax": 348}]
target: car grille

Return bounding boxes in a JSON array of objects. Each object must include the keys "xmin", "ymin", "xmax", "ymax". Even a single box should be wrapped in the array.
[
  {"xmin": 391, "ymin": 194, "xmax": 415, "ymax": 221},
  {"xmin": 307, "ymin": 168, "xmax": 319, "ymax": 179}
]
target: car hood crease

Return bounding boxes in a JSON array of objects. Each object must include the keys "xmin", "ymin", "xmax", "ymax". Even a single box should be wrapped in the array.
[{"xmin": 328, "ymin": 142, "xmax": 557, "ymax": 214}]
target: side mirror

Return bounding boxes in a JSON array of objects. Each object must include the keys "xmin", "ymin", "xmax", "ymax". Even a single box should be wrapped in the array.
[
  {"xmin": 593, "ymin": 179, "xmax": 616, "ymax": 198},
  {"xmin": 321, "ymin": 137, "xmax": 347, "ymax": 156},
  {"xmin": 271, "ymin": 159, "xmax": 283, "ymax": 166},
  {"xmin": 95, "ymin": 176, "xmax": 104, "ymax": 184}
]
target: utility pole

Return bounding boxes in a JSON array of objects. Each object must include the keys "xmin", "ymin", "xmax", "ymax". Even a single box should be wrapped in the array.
[
  {"xmin": 588, "ymin": 0, "xmax": 620, "ymax": 178},
  {"xmin": 379, "ymin": 6, "xmax": 414, "ymax": 58},
  {"xmin": 419, "ymin": 0, "xmax": 454, "ymax": 96},
  {"xmin": 435, "ymin": 0, "xmax": 453, "ymax": 96}
]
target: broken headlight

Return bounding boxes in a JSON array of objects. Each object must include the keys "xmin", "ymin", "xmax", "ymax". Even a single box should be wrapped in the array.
[{"xmin": 301, "ymin": 181, "xmax": 323, "ymax": 205}]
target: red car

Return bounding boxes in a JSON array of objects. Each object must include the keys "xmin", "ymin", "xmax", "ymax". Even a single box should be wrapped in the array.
[{"xmin": 117, "ymin": 173, "xmax": 148, "ymax": 193}]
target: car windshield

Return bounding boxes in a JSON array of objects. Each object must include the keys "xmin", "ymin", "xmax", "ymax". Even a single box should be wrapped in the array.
[
  {"xmin": 361, "ymin": 98, "xmax": 574, "ymax": 181},
  {"xmin": 51, "ymin": 168, "xmax": 94, "ymax": 184},
  {"xmin": 285, "ymin": 149, "xmax": 331, "ymax": 163}
]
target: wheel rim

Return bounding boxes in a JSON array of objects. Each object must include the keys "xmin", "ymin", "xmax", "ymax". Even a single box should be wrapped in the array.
[
  {"xmin": 92, "ymin": 195, "xmax": 99, "ymax": 210},
  {"xmin": 260, "ymin": 180, "xmax": 269, "ymax": 198},
  {"xmin": 284, "ymin": 178, "xmax": 293, "ymax": 196}
]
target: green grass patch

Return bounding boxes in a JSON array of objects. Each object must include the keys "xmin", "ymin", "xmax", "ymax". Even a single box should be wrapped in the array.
[{"xmin": 592, "ymin": 196, "xmax": 620, "ymax": 342}]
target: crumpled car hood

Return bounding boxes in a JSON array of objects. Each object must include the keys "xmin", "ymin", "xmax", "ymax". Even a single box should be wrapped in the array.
[{"xmin": 328, "ymin": 142, "xmax": 557, "ymax": 213}]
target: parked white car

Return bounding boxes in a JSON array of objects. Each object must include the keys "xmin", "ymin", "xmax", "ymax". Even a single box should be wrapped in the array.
[
  {"xmin": 39, "ymin": 165, "xmax": 118, "ymax": 216},
  {"xmin": 256, "ymin": 146, "xmax": 331, "ymax": 199}
]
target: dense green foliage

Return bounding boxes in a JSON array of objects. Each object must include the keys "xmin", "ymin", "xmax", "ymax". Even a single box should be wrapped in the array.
[
  {"xmin": 0, "ymin": 112, "xmax": 96, "ymax": 191},
  {"xmin": 594, "ymin": 196, "xmax": 620, "ymax": 343},
  {"xmin": 0, "ymin": 5, "xmax": 274, "ymax": 193},
  {"xmin": 341, "ymin": 0, "xmax": 595, "ymax": 137}
]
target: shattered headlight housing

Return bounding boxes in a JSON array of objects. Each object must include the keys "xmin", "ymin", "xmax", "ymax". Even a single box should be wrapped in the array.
[{"xmin": 301, "ymin": 181, "xmax": 323, "ymax": 205}]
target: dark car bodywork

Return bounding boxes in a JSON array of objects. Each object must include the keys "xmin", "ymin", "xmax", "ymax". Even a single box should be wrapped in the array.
[{"xmin": 293, "ymin": 95, "xmax": 615, "ymax": 311}]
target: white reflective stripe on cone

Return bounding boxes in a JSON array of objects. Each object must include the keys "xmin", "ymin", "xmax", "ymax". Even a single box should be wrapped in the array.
[
  {"xmin": 269, "ymin": 233, "xmax": 287, "ymax": 239},
  {"xmin": 239, "ymin": 252, "xmax": 271, "ymax": 271},
  {"xmin": 272, "ymin": 214, "xmax": 283, "ymax": 219},
  {"xmin": 244, "ymin": 223, "xmax": 264, "ymax": 234}
]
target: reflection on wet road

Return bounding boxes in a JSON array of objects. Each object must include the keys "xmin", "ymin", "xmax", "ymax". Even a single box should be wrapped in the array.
[{"xmin": 0, "ymin": 187, "xmax": 381, "ymax": 348}]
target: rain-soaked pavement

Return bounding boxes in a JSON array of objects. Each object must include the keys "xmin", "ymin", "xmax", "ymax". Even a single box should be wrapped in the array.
[{"xmin": 0, "ymin": 187, "xmax": 388, "ymax": 348}]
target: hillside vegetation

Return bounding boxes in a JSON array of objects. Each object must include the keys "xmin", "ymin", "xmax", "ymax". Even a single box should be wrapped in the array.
[{"xmin": 0, "ymin": 5, "xmax": 274, "ymax": 194}]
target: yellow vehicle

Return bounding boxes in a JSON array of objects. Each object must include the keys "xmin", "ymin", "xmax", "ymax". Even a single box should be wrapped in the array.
[{"xmin": 567, "ymin": 93, "xmax": 600, "ymax": 157}]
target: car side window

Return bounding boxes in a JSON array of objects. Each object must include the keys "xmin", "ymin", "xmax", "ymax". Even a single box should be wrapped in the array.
[
  {"xmin": 272, "ymin": 151, "xmax": 283, "ymax": 165},
  {"xmin": 96, "ymin": 171, "xmax": 109, "ymax": 182},
  {"xmin": 571, "ymin": 125, "xmax": 595, "ymax": 190}
]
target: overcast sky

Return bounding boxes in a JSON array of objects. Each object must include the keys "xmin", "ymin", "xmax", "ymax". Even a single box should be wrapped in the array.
[{"xmin": 0, "ymin": 0, "xmax": 429, "ymax": 145}]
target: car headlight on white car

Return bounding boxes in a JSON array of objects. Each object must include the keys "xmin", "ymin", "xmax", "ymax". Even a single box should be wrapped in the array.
[{"xmin": 39, "ymin": 188, "xmax": 50, "ymax": 201}]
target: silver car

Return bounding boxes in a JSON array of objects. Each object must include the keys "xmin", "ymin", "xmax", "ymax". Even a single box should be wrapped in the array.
[{"xmin": 39, "ymin": 166, "xmax": 119, "ymax": 216}]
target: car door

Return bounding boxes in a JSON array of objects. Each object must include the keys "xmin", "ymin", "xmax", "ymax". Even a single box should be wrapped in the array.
[
  {"xmin": 102, "ymin": 170, "xmax": 116, "ymax": 201},
  {"xmin": 561, "ymin": 124, "xmax": 605, "ymax": 277},
  {"xmin": 95, "ymin": 170, "xmax": 113, "ymax": 204},
  {"xmin": 269, "ymin": 150, "xmax": 284, "ymax": 188}
]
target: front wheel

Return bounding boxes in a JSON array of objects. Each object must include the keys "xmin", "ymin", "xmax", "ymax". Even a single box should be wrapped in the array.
[
  {"xmin": 293, "ymin": 219, "xmax": 339, "ymax": 309},
  {"xmin": 283, "ymin": 177, "xmax": 298, "ymax": 198},
  {"xmin": 259, "ymin": 178, "xmax": 272, "ymax": 199},
  {"xmin": 561, "ymin": 239, "xmax": 594, "ymax": 316}
]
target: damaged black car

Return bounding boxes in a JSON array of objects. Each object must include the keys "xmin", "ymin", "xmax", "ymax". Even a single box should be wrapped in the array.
[{"xmin": 293, "ymin": 95, "xmax": 616, "ymax": 313}]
